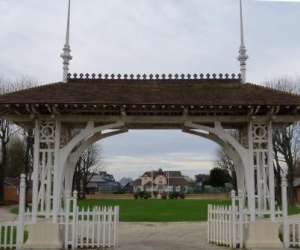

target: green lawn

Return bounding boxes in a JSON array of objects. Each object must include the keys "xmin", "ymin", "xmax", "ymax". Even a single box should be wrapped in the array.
[
  {"xmin": 287, "ymin": 206, "xmax": 300, "ymax": 215},
  {"xmin": 9, "ymin": 199, "xmax": 300, "ymax": 222},
  {"xmin": 79, "ymin": 199, "xmax": 229, "ymax": 222}
]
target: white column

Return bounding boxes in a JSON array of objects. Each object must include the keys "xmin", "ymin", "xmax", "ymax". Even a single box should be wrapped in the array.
[
  {"xmin": 282, "ymin": 172, "xmax": 289, "ymax": 248},
  {"xmin": 247, "ymin": 121, "xmax": 256, "ymax": 221},
  {"xmin": 248, "ymin": 121, "xmax": 276, "ymax": 221},
  {"xmin": 16, "ymin": 174, "xmax": 26, "ymax": 249},
  {"xmin": 268, "ymin": 122, "xmax": 276, "ymax": 221},
  {"xmin": 53, "ymin": 120, "xmax": 62, "ymax": 223},
  {"xmin": 32, "ymin": 120, "xmax": 40, "ymax": 223}
]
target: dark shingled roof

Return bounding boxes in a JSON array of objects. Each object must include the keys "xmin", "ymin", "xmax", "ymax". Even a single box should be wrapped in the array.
[{"xmin": 0, "ymin": 77, "xmax": 300, "ymax": 106}]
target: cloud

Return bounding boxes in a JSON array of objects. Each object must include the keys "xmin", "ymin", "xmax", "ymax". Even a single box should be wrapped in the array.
[
  {"xmin": 1, "ymin": 0, "xmax": 300, "ymax": 179},
  {"xmin": 1, "ymin": 0, "xmax": 299, "ymax": 82},
  {"xmin": 101, "ymin": 152, "xmax": 215, "ymax": 181}
]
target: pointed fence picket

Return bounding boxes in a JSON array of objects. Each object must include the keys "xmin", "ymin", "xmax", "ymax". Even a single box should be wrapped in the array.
[
  {"xmin": 0, "ymin": 222, "xmax": 18, "ymax": 249},
  {"xmin": 0, "ymin": 174, "xmax": 26, "ymax": 250},
  {"xmin": 60, "ymin": 193, "xmax": 119, "ymax": 250},
  {"xmin": 72, "ymin": 205, "xmax": 119, "ymax": 249},
  {"xmin": 207, "ymin": 190, "xmax": 250, "ymax": 249},
  {"xmin": 0, "ymin": 175, "xmax": 119, "ymax": 250},
  {"xmin": 207, "ymin": 204, "xmax": 248, "ymax": 248}
]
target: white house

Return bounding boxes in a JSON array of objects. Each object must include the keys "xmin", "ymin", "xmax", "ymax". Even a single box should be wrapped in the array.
[{"xmin": 133, "ymin": 169, "xmax": 193, "ymax": 193}]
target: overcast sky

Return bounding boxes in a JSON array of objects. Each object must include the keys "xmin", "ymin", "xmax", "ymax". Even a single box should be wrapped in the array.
[{"xmin": 1, "ymin": 0, "xmax": 300, "ymax": 180}]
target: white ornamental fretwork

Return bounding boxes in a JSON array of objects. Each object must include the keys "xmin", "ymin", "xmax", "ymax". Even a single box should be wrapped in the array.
[
  {"xmin": 250, "ymin": 122, "xmax": 275, "ymax": 219},
  {"xmin": 33, "ymin": 121, "xmax": 57, "ymax": 220}
]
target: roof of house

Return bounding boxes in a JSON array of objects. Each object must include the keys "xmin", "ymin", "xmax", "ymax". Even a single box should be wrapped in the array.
[
  {"xmin": 133, "ymin": 179, "xmax": 142, "ymax": 186},
  {"xmin": 119, "ymin": 178, "xmax": 133, "ymax": 187},
  {"xmin": 142, "ymin": 170, "xmax": 183, "ymax": 178},
  {"xmin": 1, "ymin": 75, "xmax": 300, "ymax": 117}
]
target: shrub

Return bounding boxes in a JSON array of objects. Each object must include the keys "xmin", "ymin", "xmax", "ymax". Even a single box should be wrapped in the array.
[
  {"xmin": 143, "ymin": 192, "xmax": 151, "ymax": 200},
  {"xmin": 179, "ymin": 193, "xmax": 186, "ymax": 199},
  {"xmin": 134, "ymin": 191, "xmax": 152, "ymax": 199},
  {"xmin": 169, "ymin": 192, "xmax": 178, "ymax": 199},
  {"xmin": 161, "ymin": 192, "xmax": 167, "ymax": 200}
]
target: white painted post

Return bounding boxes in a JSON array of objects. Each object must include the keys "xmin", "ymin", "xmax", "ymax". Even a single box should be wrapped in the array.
[
  {"xmin": 16, "ymin": 174, "xmax": 26, "ymax": 249},
  {"xmin": 238, "ymin": 190, "xmax": 244, "ymax": 247},
  {"xmin": 53, "ymin": 120, "xmax": 61, "ymax": 223},
  {"xmin": 65, "ymin": 192, "xmax": 70, "ymax": 248},
  {"xmin": 113, "ymin": 206, "xmax": 119, "ymax": 247},
  {"xmin": 231, "ymin": 190, "xmax": 236, "ymax": 248},
  {"xmin": 207, "ymin": 204, "xmax": 211, "ymax": 243},
  {"xmin": 281, "ymin": 172, "xmax": 289, "ymax": 248},
  {"xmin": 268, "ymin": 122, "xmax": 276, "ymax": 222},
  {"xmin": 32, "ymin": 120, "xmax": 40, "ymax": 223},
  {"xmin": 248, "ymin": 121, "xmax": 256, "ymax": 222},
  {"xmin": 72, "ymin": 190, "xmax": 78, "ymax": 249}
]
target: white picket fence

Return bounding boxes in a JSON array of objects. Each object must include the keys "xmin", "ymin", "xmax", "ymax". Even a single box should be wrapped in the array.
[
  {"xmin": 286, "ymin": 221, "xmax": 300, "ymax": 248},
  {"xmin": 75, "ymin": 206, "xmax": 119, "ymax": 249},
  {"xmin": 61, "ymin": 193, "xmax": 119, "ymax": 249},
  {"xmin": 0, "ymin": 175, "xmax": 26, "ymax": 250},
  {"xmin": 0, "ymin": 222, "xmax": 18, "ymax": 249},
  {"xmin": 0, "ymin": 175, "xmax": 119, "ymax": 250},
  {"xmin": 207, "ymin": 203, "xmax": 248, "ymax": 248}
]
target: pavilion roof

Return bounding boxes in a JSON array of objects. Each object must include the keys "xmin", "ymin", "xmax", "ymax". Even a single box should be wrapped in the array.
[{"xmin": 0, "ymin": 73, "xmax": 300, "ymax": 117}]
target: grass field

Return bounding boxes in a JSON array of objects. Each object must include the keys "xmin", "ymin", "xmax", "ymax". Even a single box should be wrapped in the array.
[
  {"xmin": 79, "ymin": 199, "xmax": 300, "ymax": 222},
  {"xmin": 79, "ymin": 199, "xmax": 228, "ymax": 222},
  {"xmin": 9, "ymin": 199, "xmax": 300, "ymax": 222}
]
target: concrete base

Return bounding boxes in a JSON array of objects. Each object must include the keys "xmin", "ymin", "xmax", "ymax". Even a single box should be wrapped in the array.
[
  {"xmin": 245, "ymin": 220, "xmax": 283, "ymax": 249},
  {"xmin": 23, "ymin": 220, "xmax": 64, "ymax": 249}
]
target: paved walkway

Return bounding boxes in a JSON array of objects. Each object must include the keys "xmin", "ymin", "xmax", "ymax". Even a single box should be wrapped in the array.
[
  {"xmin": 0, "ymin": 206, "xmax": 288, "ymax": 250},
  {"xmin": 118, "ymin": 222, "xmax": 227, "ymax": 250},
  {"xmin": 0, "ymin": 206, "xmax": 17, "ymax": 222}
]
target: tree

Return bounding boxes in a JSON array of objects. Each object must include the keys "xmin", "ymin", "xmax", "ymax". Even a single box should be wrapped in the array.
[
  {"xmin": 0, "ymin": 118, "xmax": 10, "ymax": 204},
  {"xmin": 73, "ymin": 145, "xmax": 102, "ymax": 198},
  {"xmin": 215, "ymin": 147, "xmax": 237, "ymax": 190},
  {"xmin": 6, "ymin": 135, "xmax": 26, "ymax": 177},
  {"xmin": 266, "ymin": 78, "xmax": 300, "ymax": 205},
  {"xmin": 209, "ymin": 167, "xmax": 232, "ymax": 187},
  {"xmin": 0, "ymin": 76, "xmax": 37, "ymax": 204}
]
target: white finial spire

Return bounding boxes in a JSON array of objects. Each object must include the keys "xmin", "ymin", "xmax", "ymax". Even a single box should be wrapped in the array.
[
  {"xmin": 238, "ymin": 0, "xmax": 248, "ymax": 84},
  {"xmin": 61, "ymin": 0, "xmax": 72, "ymax": 82}
]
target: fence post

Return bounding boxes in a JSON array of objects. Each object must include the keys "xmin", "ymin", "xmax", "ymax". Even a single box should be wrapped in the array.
[
  {"xmin": 72, "ymin": 190, "xmax": 78, "ymax": 249},
  {"xmin": 231, "ymin": 190, "xmax": 236, "ymax": 248},
  {"xmin": 281, "ymin": 172, "xmax": 289, "ymax": 248},
  {"xmin": 16, "ymin": 174, "xmax": 26, "ymax": 249},
  {"xmin": 65, "ymin": 192, "xmax": 71, "ymax": 249},
  {"xmin": 238, "ymin": 190, "xmax": 244, "ymax": 248},
  {"xmin": 207, "ymin": 204, "xmax": 210, "ymax": 243},
  {"xmin": 113, "ymin": 206, "xmax": 119, "ymax": 247}
]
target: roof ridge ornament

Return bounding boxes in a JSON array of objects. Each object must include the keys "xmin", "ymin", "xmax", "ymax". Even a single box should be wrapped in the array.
[
  {"xmin": 238, "ymin": 0, "xmax": 248, "ymax": 84},
  {"xmin": 61, "ymin": 0, "xmax": 72, "ymax": 82},
  {"xmin": 69, "ymin": 73, "xmax": 241, "ymax": 81}
]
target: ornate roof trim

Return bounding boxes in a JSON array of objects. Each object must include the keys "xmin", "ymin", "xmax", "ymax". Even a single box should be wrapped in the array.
[{"xmin": 67, "ymin": 73, "xmax": 242, "ymax": 81}]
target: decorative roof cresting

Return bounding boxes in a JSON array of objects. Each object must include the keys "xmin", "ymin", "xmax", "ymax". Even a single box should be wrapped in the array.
[{"xmin": 67, "ymin": 73, "xmax": 242, "ymax": 81}]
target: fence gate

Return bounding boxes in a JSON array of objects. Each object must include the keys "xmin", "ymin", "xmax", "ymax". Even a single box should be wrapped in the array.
[
  {"xmin": 207, "ymin": 190, "xmax": 250, "ymax": 248},
  {"xmin": 63, "ymin": 194, "xmax": 119, "ymax": 249}
]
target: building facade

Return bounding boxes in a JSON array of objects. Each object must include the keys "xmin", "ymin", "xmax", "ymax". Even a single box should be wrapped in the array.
[
  {"xmin": 133, "ymin": 169, "xmax": 193, "ymax": 193},
  {"xmin": 86, "ymin": 171, "xmax": 120, "ymax": 193}
]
